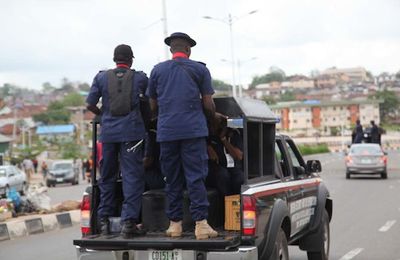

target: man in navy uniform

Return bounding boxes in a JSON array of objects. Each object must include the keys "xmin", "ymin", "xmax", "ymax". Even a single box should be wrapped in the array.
[
  {"xmin": 86, "ymin": 44, "xmax": 147, "ymax": 238},
  {"xmin": 148, "ymin": 32, "xmax": 217, "ymax": 240}
]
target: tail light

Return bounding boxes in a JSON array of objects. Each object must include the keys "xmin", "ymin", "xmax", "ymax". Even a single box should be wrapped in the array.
[
  {"xmin": 242, "ymin": 195, "xmax": 256, "ymax": 236},
  {"xmin": 380, "ymin": 156, "xmax": 387, "ymax": 165},
  {"xmin": 345, "ymin": 156, "xmax": 353, "ymax": 164},
  {"xmin": 80, "ymin": 193, "xmax": 91, "ymax": 236}
]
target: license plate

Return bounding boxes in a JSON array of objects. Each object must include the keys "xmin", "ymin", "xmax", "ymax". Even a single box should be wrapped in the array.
[
  {"xmin": 361, "ymin": 159, "xmax": 371, "ymax": 164},
  {"xmin": 149, "ymin": 250, "xmax": 182, "ymax": 260},
  {"xmin": 56, "ymin": 178, "xmax": 63, "ymax": 182}
]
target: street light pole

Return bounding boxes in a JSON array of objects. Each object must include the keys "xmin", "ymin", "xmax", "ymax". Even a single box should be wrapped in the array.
[
  {"xmin": 237, "ymin": 57, "xmax": 257, "ymax": 97},
  {"xmin": 228, "ymin": 14, "xmax": 236, "ymax": 97},
  {"xmin": 161, "ymin": 0, "xmax": 169, "ymax": 60},
  {"xmin": 203, "ymin": 10, "xmax": 258, "ymax": 98}
]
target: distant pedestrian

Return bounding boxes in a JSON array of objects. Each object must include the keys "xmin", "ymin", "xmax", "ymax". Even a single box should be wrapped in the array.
[
  {"xmin": 41, "ymin": 161, "xmax": 48, "ymax": 178},
  {"xmin": 353, "ymin": 120, "xmax": 363, "ymax": 144},
  {"xmin": 370, "ymin": 120, "xmax": 379, "ymax": 144},
  {"xmin": 32, "ymin": 159, "xmax": 38, "ymax": 174},
  {"xmin": 22, "ymin": 157, "xmax": 34, "ymax": 183},
  {"xmin": 81, "ymin": 158, "xmax": 87, "ymax": 180}
]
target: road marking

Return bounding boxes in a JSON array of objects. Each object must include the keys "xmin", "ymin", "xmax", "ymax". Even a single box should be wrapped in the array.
[
  {"xmin": 379, "ymin": 220, "xmax": 396, "ymax": 232},
  {"xmin": 339, "ymin": 248, "xmax": 364, "ymax": 260}
]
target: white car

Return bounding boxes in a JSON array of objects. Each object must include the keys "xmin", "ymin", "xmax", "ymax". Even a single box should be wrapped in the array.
[{"xmin": 0, "ymin": 165, "xmax": 27, "ymax": 197}]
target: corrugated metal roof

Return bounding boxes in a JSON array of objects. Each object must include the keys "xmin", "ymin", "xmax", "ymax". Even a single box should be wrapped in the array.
[{"xmin": 36, "ymin": 124, "xmax": 75, "ymax": 135}]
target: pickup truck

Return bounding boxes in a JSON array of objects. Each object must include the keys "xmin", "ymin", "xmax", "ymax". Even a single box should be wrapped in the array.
[{"xmin": 73, "ymin": 97, "xmax": 332, "ymax": 260}]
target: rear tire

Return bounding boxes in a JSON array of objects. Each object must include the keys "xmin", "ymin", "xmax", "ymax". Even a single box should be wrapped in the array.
[
  {"xmin": 307, "ymin": 210, "xmax": 330, "ymax": 260},
  {"xmin": 269, "ymin": 228, "xmax": 289, "ymax": 260}
]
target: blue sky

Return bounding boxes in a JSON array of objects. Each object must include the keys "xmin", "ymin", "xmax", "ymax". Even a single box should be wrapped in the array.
[{"xmin": 0, "ymin": 0, "xmax": 399, "ymax": 89}]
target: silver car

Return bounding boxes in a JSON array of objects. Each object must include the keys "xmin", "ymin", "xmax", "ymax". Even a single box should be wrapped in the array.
[
  {"xmin": 0, "ymin": 165, "xmax": 27, "ymax": 197},
  {"xmin": 46, "ymin": 160, "xmax": 79, "ymax": 187},
  {"xmin": 345, "ymin": 143, "xmax": 387, "ymax": 179}
]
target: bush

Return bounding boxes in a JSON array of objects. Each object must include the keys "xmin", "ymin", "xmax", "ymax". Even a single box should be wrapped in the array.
[{"xmin": 298, "ymin": 143, "xmax": 330, "ymax": 156}]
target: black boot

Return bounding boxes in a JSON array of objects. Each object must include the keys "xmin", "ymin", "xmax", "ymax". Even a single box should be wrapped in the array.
[
  {"xmin": 121, "ymin": 219, "xmax": 146, "ymax": 238},
  {"xmin": 99, "ymin": 218, "xmax": 110, "ymax": 236}
]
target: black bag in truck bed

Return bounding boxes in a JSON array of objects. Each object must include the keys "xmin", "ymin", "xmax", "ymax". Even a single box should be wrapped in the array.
[{"xmin": 73, "ymin": 231, "xmax": 240, "ymax": 251}]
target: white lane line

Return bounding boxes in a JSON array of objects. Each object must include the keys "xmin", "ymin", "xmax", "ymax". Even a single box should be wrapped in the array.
[
  {"xmin": 339, "ymin": 248, "xmax": 364, "ymax": 260},
  {"xmin": 379, "ymin": 220, "xmax": 396, "ymax": 232}
]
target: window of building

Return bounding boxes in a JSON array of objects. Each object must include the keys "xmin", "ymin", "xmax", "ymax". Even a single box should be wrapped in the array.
[
  {"xmin": 333, "ymin": 117, "xmax": 336, "ymax": 121},
  {"xmin": 293, "ymin": 120, "xmax": 297, "ymax": 123}
]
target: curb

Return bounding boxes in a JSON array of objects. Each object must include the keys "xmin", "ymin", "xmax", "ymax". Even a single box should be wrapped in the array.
[{"xmin": 0, "ymin": 210, "xmax": 80, "ymax": 242}]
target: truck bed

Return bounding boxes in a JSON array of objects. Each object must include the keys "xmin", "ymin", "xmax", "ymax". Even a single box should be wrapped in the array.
[{"xmin": 73, "ymin": 230, "xmax": 241, "ymax": 251}]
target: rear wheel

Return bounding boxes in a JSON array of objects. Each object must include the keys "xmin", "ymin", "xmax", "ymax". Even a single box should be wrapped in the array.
[
  {"xmin": 269, "ymin": 228, "xmax": 289, "ymax": 260},
  {"xmin": 307, "ymin": 210, "xmax": 330, "ymax": 260}
]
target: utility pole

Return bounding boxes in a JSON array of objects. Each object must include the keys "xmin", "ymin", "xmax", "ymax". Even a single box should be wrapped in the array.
[
  {"xmin": 228, "ymin": 14, "xmax": 236, "ymax": 97},
  {"xmin": 162, "ymin": 0, "xmax": 169, "ymax": 60}
]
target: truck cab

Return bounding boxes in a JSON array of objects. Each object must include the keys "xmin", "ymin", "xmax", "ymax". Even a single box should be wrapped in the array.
[{"xmin": 74, "ymin": 97, "xmax": 332, "ymax": 260}]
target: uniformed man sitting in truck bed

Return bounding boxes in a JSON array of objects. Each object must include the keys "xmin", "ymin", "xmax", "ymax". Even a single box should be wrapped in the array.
[
  {"xmin": 86, "ymin": 44, "xmax": 147, "ymax": 238},
  {"xmin": 207, "ymin": 113, "xmax": 244, "ymax": 196},
  {"xmin": 148, "ymin": 32, "xmax": 217, "ymax": 240}
]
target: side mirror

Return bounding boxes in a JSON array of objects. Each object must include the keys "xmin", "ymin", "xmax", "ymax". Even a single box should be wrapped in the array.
[
  {"xmin": 294, "ymin": 166, "xmax": 306, "ymax": 176},
  {"xmin": 306, "ymin": 160, "xmax": 322, "ymax": 173}
]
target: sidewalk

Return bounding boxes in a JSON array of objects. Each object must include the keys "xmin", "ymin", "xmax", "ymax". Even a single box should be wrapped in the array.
[
  {"xmin": 0, "ymin": 209, "xmax": 80, "ymax": 242},
  {"xmin": 0, "ymin": 172, "xmax": 81, "ymax": 242}
]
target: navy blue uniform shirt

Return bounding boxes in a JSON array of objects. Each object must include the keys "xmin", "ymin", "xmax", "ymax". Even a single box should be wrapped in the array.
[
  {"xmin": 86, "ymin": 67, "xmax": 148, "ymax": 143},
  {"xmin": 147, "ymin": 55, "xmax": 214, "ymax": 142}
]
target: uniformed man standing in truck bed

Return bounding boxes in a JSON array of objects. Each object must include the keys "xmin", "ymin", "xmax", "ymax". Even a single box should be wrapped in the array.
[
  {"xmin": 148, "ymin": 32, "xmax": 217, "ymax": 240},
  {"xmin": 86, "ymin": 44, "xmax": 147, "ymax": 238}
]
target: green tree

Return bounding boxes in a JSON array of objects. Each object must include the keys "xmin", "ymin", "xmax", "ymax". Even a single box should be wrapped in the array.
[
  {"xmin": 369, "ymin": 89, "xmax": 400, "ymax": 122},
  {"xmin": 33, "ymin": 100, "xmax": 71, "ymax": 124},
  {"xmin": 279, "ymin": 91, "xmax": 296, "ymax": 102},
  {"xmin": 78, "ymin": 83, "xmax": 91, "ymax": 92},
  {"xmin": 262, "ymin": 96, "xmax": 276, "ymax": 105},
  {"xmin": 61, "ymin": 141, "xmax": 82, "ymax": 159},
  {"xmin": 249, "ymin": 72, "xmax": 285, "ymax": 89},
  {"xmin": 63, "ymin": 92, "xmax": 85, "ymax": 107},
  {"xmin": 396, "ymin": 70, "xmax": 400, "ymax": 80},
  {"xmin": 42, "ymin": 82, "xmax": 56, "ymax": 93},
  {"xmin": 61, "ymin": 77, "xmax": 75, "ymax": 93},
  {"xmin": 212, "ymin": 79, "xmax": 232, "ymax": 91}
]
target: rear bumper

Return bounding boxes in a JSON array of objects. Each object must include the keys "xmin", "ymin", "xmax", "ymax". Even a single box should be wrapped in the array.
[
  {"xmin": 75, "ymin": 246, "xmax": 258, "ymax": 260},
  {"xmin": 346, "ymin": 166, "xmax": 386, "ymax": 174}
]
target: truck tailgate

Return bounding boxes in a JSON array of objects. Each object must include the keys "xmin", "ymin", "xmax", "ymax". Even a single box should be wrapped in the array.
[{"xmin": 73, "ymin": 231, "xmax": 240, "ymax": 251}]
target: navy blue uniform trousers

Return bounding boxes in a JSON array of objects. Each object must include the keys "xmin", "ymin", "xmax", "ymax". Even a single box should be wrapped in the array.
[
  {"xmin": 97, "ymin": 141, "xmax": 144, "ymax": 222},
  {"xmin": 160, "ymin": 137, "xmax": 209, "ymax": 222}
]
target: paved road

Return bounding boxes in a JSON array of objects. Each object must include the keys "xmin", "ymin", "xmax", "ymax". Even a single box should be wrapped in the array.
[
  {"xmin": 2, "ymin": 152, "xmax": 400, "ymax": 260},
  {"xmin": 290, "ymin": 151, "xmax": 400, "ymax": 260},
  {"xmin": 0, "ymin": 225, "xmax": 80, "ymax": 260}
]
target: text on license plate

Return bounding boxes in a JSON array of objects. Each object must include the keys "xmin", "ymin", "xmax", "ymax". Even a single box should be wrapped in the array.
[
  {"xmin": 56, "ymin": 178, "xmax": 63, "ymax": 182},
  {"xmin": 361, "ymin": 159, "xmax": 371, "ymax": 164},
  {"xmin": 149, "ymin": 250, "xmax": 182, "ymax": 260}
]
